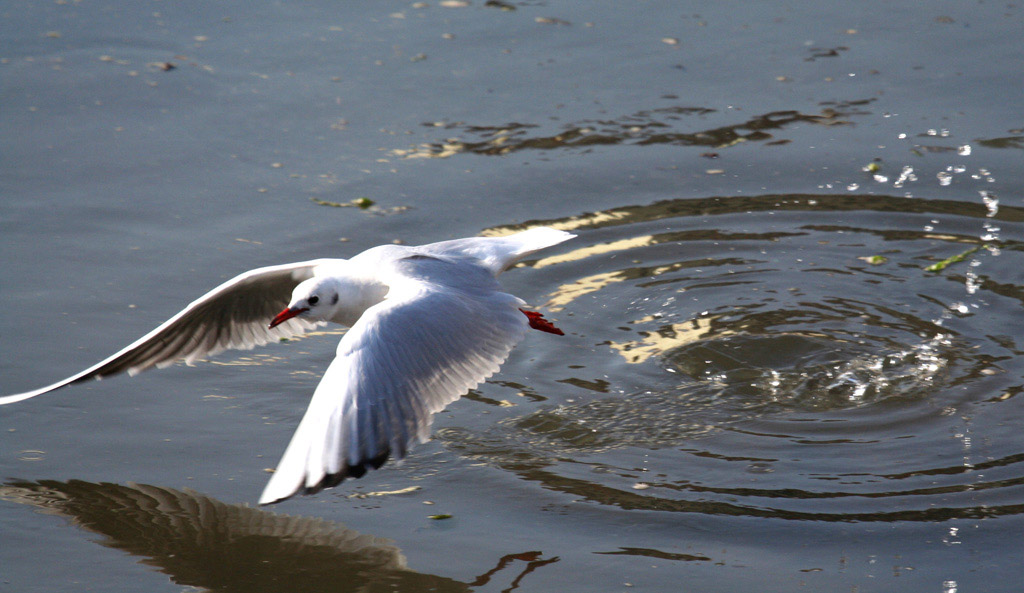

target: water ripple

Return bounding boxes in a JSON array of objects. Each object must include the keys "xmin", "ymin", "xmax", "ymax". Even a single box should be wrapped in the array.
[{"xmin": 441, "ymin": 188, "xmax": 1024, "ymax": 523}]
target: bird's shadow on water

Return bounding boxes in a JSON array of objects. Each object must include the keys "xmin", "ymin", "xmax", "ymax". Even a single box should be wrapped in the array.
[{"xmin": 0, "ymin": 479, "xmax": 558, "ymax": 593}]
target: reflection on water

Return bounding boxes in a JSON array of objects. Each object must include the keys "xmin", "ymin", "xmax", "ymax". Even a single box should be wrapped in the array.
[
  {"xmin": 392, "ymin": 100, "xmax": 874, "ymax": 159},
  {"xmin": 494, "ymin": 193, "xmax": 1024, "ymax": 236},
  {"xmin": 1, "ymin": 480, "xmax": 558, "ymax": 593},
  {"xmin": 435, "ymin": 186, "xmax": 1024, "ymax": 525}
]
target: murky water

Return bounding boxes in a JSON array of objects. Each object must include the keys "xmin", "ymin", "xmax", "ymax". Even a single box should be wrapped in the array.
[{"xmin": 3, "ymin": 1, "xmax": 1023, "ymax": 592}]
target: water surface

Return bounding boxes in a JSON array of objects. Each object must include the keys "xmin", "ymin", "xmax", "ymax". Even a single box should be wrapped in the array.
[{"xmin": 2, "ymin": 2, "xmax": 1023, "ymax": 592}]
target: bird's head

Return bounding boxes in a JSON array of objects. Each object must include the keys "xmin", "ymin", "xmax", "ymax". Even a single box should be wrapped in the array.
[{"xmin": 269, "ymin": 277, "xmax": 340, "ymax": 328}]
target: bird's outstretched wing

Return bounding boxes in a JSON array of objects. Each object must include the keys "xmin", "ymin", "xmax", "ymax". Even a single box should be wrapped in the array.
[
  {"xmin": 259, "ymin": 255, "xmax": 530, "ymax": 505},
  {"xmin": 0, "ymin": 260, "xmax": 329, "ymax": 405},
  {"xmin": 421, "ymin": 227, "xmax": 576, "ymax": 275}
]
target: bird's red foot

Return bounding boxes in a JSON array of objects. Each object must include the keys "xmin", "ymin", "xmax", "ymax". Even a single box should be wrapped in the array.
[{"xmin": 520, "ymin": 309, "xmax": 564, "ymax": 335}]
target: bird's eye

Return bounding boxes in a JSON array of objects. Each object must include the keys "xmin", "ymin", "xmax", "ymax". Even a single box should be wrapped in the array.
[{"xmin": 308, "ymin": 296, "xmax": 319, "ymax": 305}]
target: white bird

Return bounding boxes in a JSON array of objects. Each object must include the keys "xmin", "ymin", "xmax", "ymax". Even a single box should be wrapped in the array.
[{"xmin": 1, "ymin": 227, "xmax": 574, "ymax": 504}]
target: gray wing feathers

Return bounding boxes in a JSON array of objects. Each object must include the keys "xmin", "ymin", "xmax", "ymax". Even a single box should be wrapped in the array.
[
  {"xmin": 420, "ymin": 227, "xmax": 575, "ymax": 275},
  {"xmin": 0, "ymin": 260, "xmax": 325, "ymax": 405}
]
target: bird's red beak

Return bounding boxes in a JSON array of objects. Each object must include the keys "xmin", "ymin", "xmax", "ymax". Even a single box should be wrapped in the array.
[{"xmin": 269, "ymin": 306, "xmax": 308, "ymax": 329}]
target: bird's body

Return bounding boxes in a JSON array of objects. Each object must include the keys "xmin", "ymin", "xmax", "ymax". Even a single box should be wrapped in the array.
[{"xmin": 1, "ymin": 227, "xmax": 574, "ymax": 504}]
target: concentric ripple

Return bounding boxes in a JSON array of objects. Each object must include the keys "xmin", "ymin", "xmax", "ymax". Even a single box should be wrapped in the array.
[{"xmin": 440, "ymin": 187, "xmax": 1024, "ymax": 523}]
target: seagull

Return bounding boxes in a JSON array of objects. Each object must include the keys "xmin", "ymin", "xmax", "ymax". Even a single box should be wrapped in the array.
[{"xmin": 0, "ymin": 227, "xmax": 574, "ymax": 504}]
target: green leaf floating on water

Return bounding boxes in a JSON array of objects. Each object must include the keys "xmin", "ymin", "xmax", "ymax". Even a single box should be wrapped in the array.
[
  {"xmin": 310, "ymin": 197, "xmax": 375, "ymax": 209},
  {"xmin": 428, "ymin": 513, "xmax": 453, "ymax": 520},
  {"xmin": 858, "ymin": 255, "xmax": 888, "ymax": 265},
  {"xmin": 925, "ymin": 245, "xmax": 989, "ymax": 273}
]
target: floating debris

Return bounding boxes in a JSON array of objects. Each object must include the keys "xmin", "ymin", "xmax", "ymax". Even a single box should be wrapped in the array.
[
  {"xmin": 484, "ymin": 0, "xmax": 516, "ymax": 10},
  {"xmin": 348, "ymin": 486, "xmax": 421, "ymax": 499},
  {"xmin": 310, "ymin": 197, "xmax": 377, "ymax": 210},
  {"xmin": 924, "ymin": 245, "xmax": 987, "ymax": 273},
  {"xmin": 536, "ymin": 16, "xmax": 571, "ymax": 25},
  {"xmin": 804, "ymin": 46, "xmax": 849, "ymax": 61}
]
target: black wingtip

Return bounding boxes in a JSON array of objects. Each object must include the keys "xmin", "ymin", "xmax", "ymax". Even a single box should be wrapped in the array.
[{"xmin": 300, "ymin": 449, "xmax": 392, "ymax": 497}]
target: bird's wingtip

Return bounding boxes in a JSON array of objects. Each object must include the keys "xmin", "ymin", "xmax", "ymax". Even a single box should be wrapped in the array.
[
  {"xmin": 257, "ymin": 473, "xmax": 302, "ymax": 506},
  {"xmin": 0, "ymin": 386, "xmax": 54, "ymax": 406},
  {"xmin": 256, "ymin": 491, "xmax": 287, "ymax": 506},
  {"xmin": 257, "ymin": 450, "xmax": 392, "ymax": 505},
  {"xmin": 257, "ymin": 466, "xmax": 303, "ymax": 506},
  {"xmin": 527, "ymin": 226, "xmax": 576, "ymax": 240}
]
